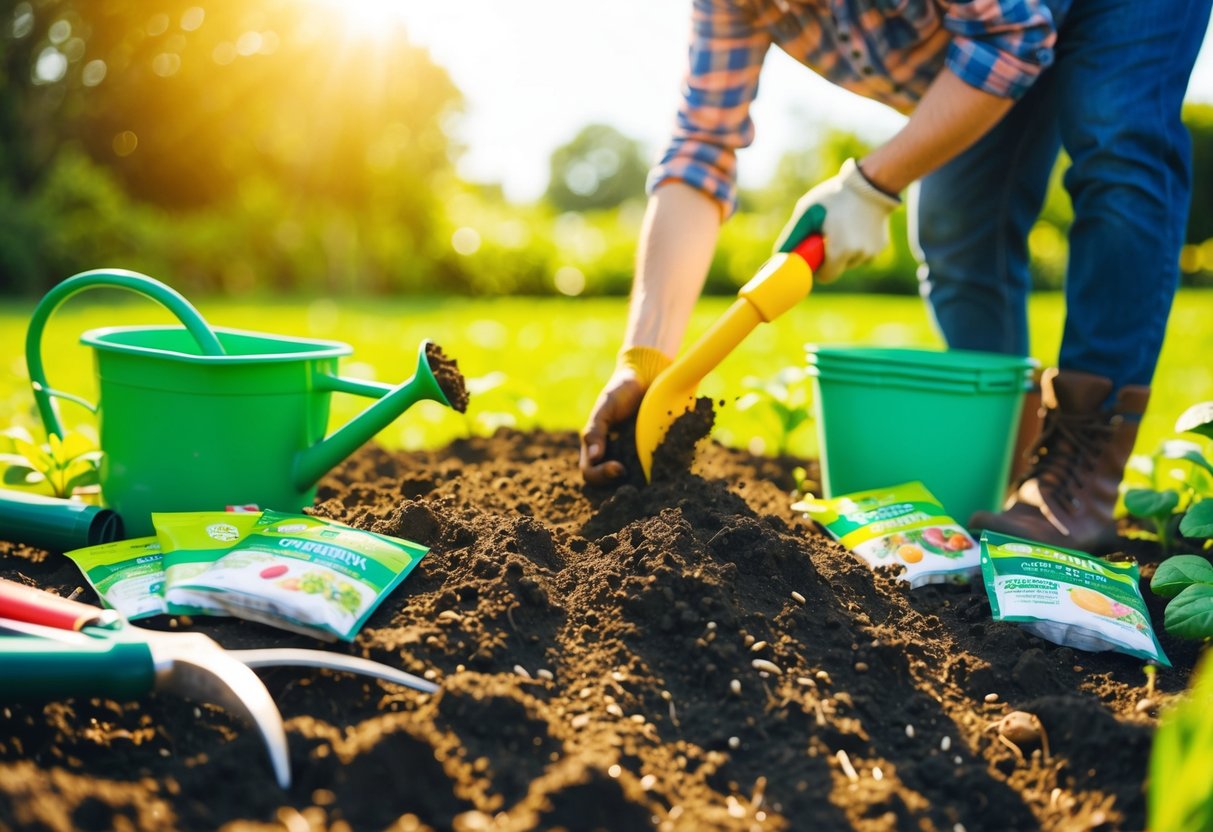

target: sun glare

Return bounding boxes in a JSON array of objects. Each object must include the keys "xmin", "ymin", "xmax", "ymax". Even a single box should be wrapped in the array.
[{"xmin": 309, "ymin": 0, "xmax": 409, "ymax": 38}]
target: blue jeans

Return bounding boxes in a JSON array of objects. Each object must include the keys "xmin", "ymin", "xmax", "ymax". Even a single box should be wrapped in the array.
[{"xmin": 912, "ymin": 0, "xmax": 1213, "ymax": 393}]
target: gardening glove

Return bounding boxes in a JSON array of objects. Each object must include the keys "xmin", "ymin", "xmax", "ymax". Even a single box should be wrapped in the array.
[
  {"xmin": 773, "ymin": 158, "xmax": 901, "ymax": 284},
  {"xmin": 580, "ymin": 346, "xmax": 672, "ymax": 486}
]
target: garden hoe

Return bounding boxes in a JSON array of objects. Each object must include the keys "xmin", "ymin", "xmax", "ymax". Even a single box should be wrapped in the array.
[
  {"xmin": 0, "ymin": 579, "xmax": 439, "ymax": 789},
  {"xmin": 635, "ymin": 234, "xmax": 825, "ymax": 480}
]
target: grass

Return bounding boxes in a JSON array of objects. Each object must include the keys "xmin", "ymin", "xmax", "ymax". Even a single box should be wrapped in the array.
[{"xmin": 2, "ymin": 290, "xmax": 1212, "ymax": 465}]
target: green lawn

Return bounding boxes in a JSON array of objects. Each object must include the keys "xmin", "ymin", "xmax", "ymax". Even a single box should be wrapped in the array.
[{"xmin": 2, "ymin": 291, "xmax": 1211, "ymax": 465}]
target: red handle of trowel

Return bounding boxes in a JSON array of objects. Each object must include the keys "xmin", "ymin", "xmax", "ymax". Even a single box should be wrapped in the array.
[
  {"xmin": 792, "ymin": 234, "xmax": 825, "ymax": 272},
  {"xmin": 0, "ymin": 579, "xmax": 121, "ymax": 632}
]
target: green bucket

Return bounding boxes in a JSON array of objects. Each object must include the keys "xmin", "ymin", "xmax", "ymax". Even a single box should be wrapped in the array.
[
  {"xmin": 806, "ymin": 346, "xmax": 1038, "ymax": 524},
  {"xmin": 26, "ymin": 270, "xmax": 453, "ymax": 538}
]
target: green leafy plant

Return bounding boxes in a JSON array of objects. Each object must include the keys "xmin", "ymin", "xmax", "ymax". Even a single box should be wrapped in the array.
[
  {"xmin": 735, "ymin": 367, "xmax": 813, "ymax": 456},
  {"xmin": 0, "ymin": 427, "xmax": 102, "ymax": 499},
  {"xmin": 1123, "ymin": 401, "xmax": 1213, "ymax": 553},
  {"xmin": 1148, "ymin": 655, "xmax": 1213, "ymax": 832},
  {"xmin": 1150, "ymin": 555, "xmax": 1213, "ymax": 640}
]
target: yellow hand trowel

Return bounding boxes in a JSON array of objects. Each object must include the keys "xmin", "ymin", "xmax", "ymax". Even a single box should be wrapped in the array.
[{"xmin": 635, "ymin": 233, "xmax": 825, "ymax": 481}]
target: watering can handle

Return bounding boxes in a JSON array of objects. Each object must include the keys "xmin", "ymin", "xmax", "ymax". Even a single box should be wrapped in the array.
[{"xmin": 26, "ymin": 270, "xmax": 225, "ymax": 439}]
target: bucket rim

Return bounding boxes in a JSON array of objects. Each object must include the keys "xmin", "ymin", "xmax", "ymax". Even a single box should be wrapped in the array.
[
  {"xmin": 806, "ymin": 344, "xmax": 1039, "ymax": 374},
  {"xmin": 81, "ymin": 325, "xmax": 354, "ymax": 363}
]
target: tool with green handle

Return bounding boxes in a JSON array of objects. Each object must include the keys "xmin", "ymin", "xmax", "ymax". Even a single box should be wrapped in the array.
[{"xmin": 0, "ymin": 579, "xmax": 439, "ymax": 788}]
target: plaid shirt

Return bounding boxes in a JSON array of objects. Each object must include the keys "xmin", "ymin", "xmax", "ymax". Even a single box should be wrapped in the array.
[{"xmin": 649, "ymin": 0, "xmax": 1063, "ymax": 217}]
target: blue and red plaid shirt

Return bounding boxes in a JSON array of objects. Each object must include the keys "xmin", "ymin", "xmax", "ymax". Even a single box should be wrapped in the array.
[{"xmin": 649, "ymin": 0, "xmax": 1063, "ymax": 217}]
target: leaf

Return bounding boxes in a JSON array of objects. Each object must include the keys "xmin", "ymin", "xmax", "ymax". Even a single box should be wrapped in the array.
[
  {"xmin": 59, "ymin": 431, "xmax": 97, "ymax": 461},
  {"xmin": 1151, "ymin": 555, "xmax": 1213, "ymax": 598},
  {"xmin": 1150, "ymin": 657, "xmax": 1213, "ymax": 832},
  {"xmin": 1, "ymin": 426, "xmax": 36, "ymax": 445},
  {"xmin": 1176, "ymin": 401, "xmax": 1213, "ymax": 440},
  {"xmin": 64, "ymin": 468, "xmax": 100, "ymax": 494},
  {"xmin": 1125, "ymin": 488, "xmax": 1180, "ymax": 520},
  {"xmin": 2, "ymin": 465, "xmax": 41, "ymax": 486},
  {"xmin": 11, "ymin": 437, "xmax": 51, "ymax": 474},
  {"xmin": 1164, "ymin": 583, "xmax": 1213, "ymax": 640},
  {"xmin": 1180, "ymin": 500, "xmax": 1213, "ymax": 540},
  {"xmin": 1160, "ymin": 440, "xmax": 1213, "ymax": 477}
]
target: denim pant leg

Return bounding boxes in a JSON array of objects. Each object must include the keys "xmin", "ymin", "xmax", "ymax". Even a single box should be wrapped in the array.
[
  {"xmin": 1053, "ymin": 0, "xmax": 1213, "ymax": 389},
  {"xmin": 912, "ymin": 75, "xmax": 1062, "ymax": 358}
]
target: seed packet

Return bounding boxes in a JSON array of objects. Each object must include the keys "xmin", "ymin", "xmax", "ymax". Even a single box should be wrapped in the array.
[
  {"xmin": 155, "ymin": 511, "xmax": 265, "ymax": 617},
  {"xmin": 64, "ymin": 537, "xmax": 167, "ymax": 620},
  {"xmin": 163, "ymin": 509, "xmax": 428, "ymax": 642},
  {"xmin": 793, "ymin": 481, "xmax": 981, "ymax": 588},
  {"xmin": 980, "ymin": 530, "xmax": 1169, "ymax": 666}
]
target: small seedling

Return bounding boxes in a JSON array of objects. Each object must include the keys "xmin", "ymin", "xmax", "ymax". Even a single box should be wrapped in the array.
[
  {"xmin": 735, "ymin": 367, "xmax": 812, "ymax": 456},
  {"xmin": 0, "ymin": 427, "xmax": 102, "ymax": 499}
]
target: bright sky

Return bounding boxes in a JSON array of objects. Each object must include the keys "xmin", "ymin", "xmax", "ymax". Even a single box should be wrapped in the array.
[{"xmin": 395, "ymin": 1, "xmax": 1213, "ymax": 202}]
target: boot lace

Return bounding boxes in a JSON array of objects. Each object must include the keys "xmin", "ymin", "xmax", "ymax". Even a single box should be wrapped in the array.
[{"xmin": 1020, "ymin": 411, "xmax": 1116, "ymax": 506}]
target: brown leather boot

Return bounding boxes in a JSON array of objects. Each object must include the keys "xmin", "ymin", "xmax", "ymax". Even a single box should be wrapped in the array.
[{"xmin": 969, "ymin": 368, "xmax": 1149, "ymax": 553}]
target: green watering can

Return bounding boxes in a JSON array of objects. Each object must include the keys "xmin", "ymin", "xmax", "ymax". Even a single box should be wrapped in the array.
[{"xmin": 27, "ymin": 270, "xmax": 454, "ymax": 537}]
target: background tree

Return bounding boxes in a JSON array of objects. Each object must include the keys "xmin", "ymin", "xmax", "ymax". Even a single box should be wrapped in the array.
[{"xmin": 544, "ymin": 123, "xmax": 647, "ymax": 213}]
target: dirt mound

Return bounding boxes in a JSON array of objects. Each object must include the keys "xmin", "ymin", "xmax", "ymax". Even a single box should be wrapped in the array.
[{"xmin": 0, "ymin": 429, "xmax": 1199, "ymax": 831}]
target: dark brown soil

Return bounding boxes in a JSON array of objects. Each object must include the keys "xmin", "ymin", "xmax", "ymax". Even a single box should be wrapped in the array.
[
  {"xmin": 426, "ymin": 342, "xmax": 468, "ymax": 413},
  {"xmin": 0, "ymin": 430, "xmax": 1202, "ymax": 832}
]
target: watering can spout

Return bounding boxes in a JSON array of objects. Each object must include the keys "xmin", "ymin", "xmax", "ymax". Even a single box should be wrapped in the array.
[{"xmin": 292, "ymin": 341, "xmax": 450, "ymax": 492}]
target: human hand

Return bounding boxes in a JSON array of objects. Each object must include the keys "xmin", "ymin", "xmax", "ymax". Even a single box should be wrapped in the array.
[
  {"xmin": 580, "ymin": 347, "xmax": 672, "ymax": 486},
  {"xmin": 773, "ymin": 158, "xmax": 900, "ymax": 284}
]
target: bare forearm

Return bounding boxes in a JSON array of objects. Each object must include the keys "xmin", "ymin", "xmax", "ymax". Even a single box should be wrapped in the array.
[
  {"xmin": 624, "ymin": 182, "xmax": 722, "ymax": 356},
  {"xmin": 861, "ymin": 68, "xmax": 1014, "ymax": 194}
]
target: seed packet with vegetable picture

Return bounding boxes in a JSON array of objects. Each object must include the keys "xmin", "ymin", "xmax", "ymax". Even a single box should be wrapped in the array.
[
  {"xmin": 165, "ymin": 509, "xmax": 428, "ymax": 642},
  {"xmin": 155, "ymin": 510, "xmax": 265, "ymax": 617},
  {"xmin": 980, "ymin": 530, "xmax": 1169, "ymax": 666},
  {"xmin": 793, "ymin": 481, "xmax": 980, "ymax": 588},
  {"xmin": 64, "ymin": 536, "xmax": 167, "ymax": 620}
]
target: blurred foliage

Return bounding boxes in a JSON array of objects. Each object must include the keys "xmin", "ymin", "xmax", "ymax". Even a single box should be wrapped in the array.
[
  {"xmin": 544, "ymin": 123, "xmax": 647, "ymax": 213},
  {"xmin": 1, "ymin": 1, "xmax": 1212, "ymax": 297}
]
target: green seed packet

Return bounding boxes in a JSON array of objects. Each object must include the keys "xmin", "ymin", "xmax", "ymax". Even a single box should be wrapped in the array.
[
  {"xmin": 793, "ymin": 481, "xmax": 980, "ymax": 588},
  {"xmin": 980, "ymin": 530, "xmax": 1169, "ymax": 666},
  {"xmin": 154, "ymin": 511, "xmax": 265, "ymax": 617},
  {"xmin": 64, "ymin": 536, "xmax": 167, "ymax": 620},
  {"xmin": 163, "ymin": 509, "xmax": 428, "ymax": 642}
]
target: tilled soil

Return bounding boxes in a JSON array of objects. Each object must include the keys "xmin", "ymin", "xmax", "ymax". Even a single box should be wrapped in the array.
[{"xmin": 0, "ymin": 430, "xmax": 1202, "ymax": 832}]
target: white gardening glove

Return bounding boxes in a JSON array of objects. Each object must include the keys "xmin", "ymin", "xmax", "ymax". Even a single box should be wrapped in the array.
[{"xmin": 773, "ymin": 158, "xmax": 901, "ymax": 283}]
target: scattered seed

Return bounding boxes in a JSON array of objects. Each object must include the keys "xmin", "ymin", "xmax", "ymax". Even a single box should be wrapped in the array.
[
  {"xmin": 750, "ymin": 640, "xmax": 768, "ymax": 653},
  {"xmin": 640, "ymin": 774, "xmax": 657, "ymax": 790},
  {"xmin": 730, "ymin": 679, "xmax": 742, "ymax": 696},
  {"xmin": 743, "ymin": 635, "xmax": 755, "ymax": 647},
  {"xmin": 514, "ymin": 665, "xmax": 531, "ymax": 679},
  {"xmin": 791, "ymin": 591, "xmax": 806, "ymax": 605},
  {"xmin": 608, "ymin": 764, "xmax": 621, "ymax": 778},
  {"xmin": 815, "ymin": 670, "xmax": 832, "ymax": 685},
  {"xmin": 159, "ymin": 748, "xmax": 171, "ymax": 757},
  {"xmin": 836, "ymin": 749, "xmax": 859, "ymax": 782},
  {"xmin": 579, "ymin": 687, "xmax": 593, "ymax": 699},
  {"xmin": 728, "ymin": 736, "xmax": 740, "ymax": 750},
  {"xmin": 954, "ymin": 755, "xmax": 963, "ymax": 765},
  {"xmin": 438, "ymin": 610, "xmax": 462, "ymax": 622},
  {"xmin": 726, "ymin": 795, "xmax": 746, "ymax": 819},
  {"xmin": 752, "ymin": 659, "xmax": 782, "ymax": 675},
  {"xmin": 1135, "ymin": 698, "xmax": 1156, "ymax": 714},
  {"xmin": 707, "ymin": 621, "xmax": 717, "ymax": 631},
  {"xmin": 954, "ymin": 825, "xmax": 967, "ymax": 832},
  {"xmin": 536, "ymin": 668, "xmax": 554, "ymax": 681},
  {"xmin": 630, "ymin": 714, "xmax": 646, "ymax": 725},
  {"xmin": 940, "ymin": 736, "xmax": 951, "ymax": 752},
  {"xmin": 905, "ymin": 724, "xmax": 915, "ymax": 738},
  {"xmin": 612, "ymin": 670, "xmax": 626, "ymax": 682},
  {"xmin": 997, "ymin": 711, "xmax": 1042, "ymax": 746},
  {"xmin": 872, "ymin": 766, "xmax": 883, "ymax": 781},
  {"xmin": 796, "ymin": 676, "xmax": 815, "ymax": 688},
  {"xmin": 193, "ymin": 707, "xmax": 202, "ymax": 719},
  {"xmin": 984, "ymin": 692, "xmax": 1000, "ymax": 704},
  {"xmin": 423, "ymin": 669, "xmax": 438, "ymax": 681},
  {"xmin": 660, "ymin": 690, "xmax": 672, "ymax": 701},
  {"xmin": 606, "ymin": 703, "xmax": 624, "ymax": 718},
  {"xmin": 571, "ymin": 714, "xmax": 590, "ymax": 729},
  {"xmin": 854, "ymin": 662, "xmax": 869, "ymax": 673}
]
